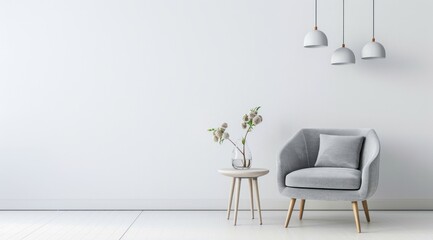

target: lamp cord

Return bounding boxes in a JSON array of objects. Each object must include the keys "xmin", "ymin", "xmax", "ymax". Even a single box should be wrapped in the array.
[
  {"xmin": 342, "ymin": 0, "xmax": 345, "ymax": 46},
  {"xmin": 372, "ymin": 0, "xmax": 375, "ymax": 41},
  {"xmin": 314, "ymin": 0, "xmax": 317, "ymax": 29}
]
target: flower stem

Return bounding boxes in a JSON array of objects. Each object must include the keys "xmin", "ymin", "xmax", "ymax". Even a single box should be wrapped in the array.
[
  {"xmin": 242, "ymin": 126, "xmax": 252, "ymax": 167},
  {"xmin": 227, "ymin": 138, "xmax": 244, "ymax": 155}
]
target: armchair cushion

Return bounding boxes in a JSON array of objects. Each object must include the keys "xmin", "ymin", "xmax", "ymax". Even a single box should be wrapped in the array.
[
  {"xmin": 285, "ymin": 167, "xmax": 361, "ymax": 190},
  {"xmin": 315, "ymin": 134, "xmax": 365, "ymax": 169}
]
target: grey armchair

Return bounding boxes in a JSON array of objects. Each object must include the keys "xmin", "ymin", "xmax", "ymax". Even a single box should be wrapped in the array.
[{"xmin": 277, "ymin": 129, "xmax": 380, "ymax": 233}]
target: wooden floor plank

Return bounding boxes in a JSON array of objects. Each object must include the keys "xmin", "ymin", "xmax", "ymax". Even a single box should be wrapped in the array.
[
  {"xmin": 0, "ymin": 211, "xmax": 59, "ymax": 240},
  {"xmin": 0, "ymin": 211, "xmax": 432, "ymax": 240},
  {"xmin": 120, "ymin": 211, "xmax": 433, "ymax": 240},
  {"xmin": 19, "ymin": 211, "xmax": 139, "ymax": 240}
]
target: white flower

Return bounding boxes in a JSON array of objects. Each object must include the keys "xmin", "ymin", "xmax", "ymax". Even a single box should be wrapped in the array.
[
  {"xmin": 221, "ymin": 122, "xmax": 228, "ymax": 129},
  {"xmin": 241, "ymin": 122, "xmax": 247, "ymax": 129},
  {"xmin": 223, "ymin": 132, "xmax": 230, "ymax": 139},
  {"xmin": 253, "ymin": 115, "xmax": 263, "ymax": 125},
  {"xmin": 216, "ymin": 129, "xmax": 224, "ymax": 138},
  {"xmin": 249, "ymin": 112, "xmax": 257, "ymax": 118},
  {"xmin": 242, "ymin": 114, "xmax": 249, "ymax": 122},
  {"xmin": 213, "ymin": 135, "xmax": 219, "ymax": 142}
]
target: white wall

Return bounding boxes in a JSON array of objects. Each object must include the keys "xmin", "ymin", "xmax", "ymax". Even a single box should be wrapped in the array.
[{"xmin": 1, "ymin": 0, "xmax": 433, "ymax": 210}]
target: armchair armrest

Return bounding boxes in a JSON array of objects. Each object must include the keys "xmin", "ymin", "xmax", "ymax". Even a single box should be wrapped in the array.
[
  {"xmin": 359, "ymin": 130, "xmax": 381, "ymax": 199},
  {"xmin": 277, "ymin": 130, "xmax": 309, "ymax": 192}
]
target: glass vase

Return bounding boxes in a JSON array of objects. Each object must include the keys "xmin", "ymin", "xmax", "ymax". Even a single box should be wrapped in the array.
[{"xmin": 231, "ymin": 140, "xmax": 252, "ymax": 170}]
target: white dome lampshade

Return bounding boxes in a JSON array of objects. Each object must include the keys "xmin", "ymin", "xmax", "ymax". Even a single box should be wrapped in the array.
[
  {"xmin": 331, "ymin": 44, "xmax": 356, "ymax": 65},
  {"xmin": 304, "ymin": 0, "xmax": 328, "ymax": 48},
  {"xmin": 304, "ymin": 28, "xmax": 328, "ymax": 48},
  {"xmin": 362, "ymin": 39, "xmax": 386, "ymax": 59},
  {"xmin": 362, "ymin": 0, "xmax": 386, "ymax": 60},
  {"xmin": 331, "ymin": 0, "xmax": 355, "ymax": 65}
]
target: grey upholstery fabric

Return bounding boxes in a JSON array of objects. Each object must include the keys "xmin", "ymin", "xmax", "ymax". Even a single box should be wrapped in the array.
[
  {"xmin": 285, "ymin": 167, "xmax": 361, "ymax": 190},
  {"xmin": 277, "ymin": 129, "xmax": 380, "ymax": 201},
  {"xmin": 315, "ymin": 134, "xmax": 365, "ymax": 169}
]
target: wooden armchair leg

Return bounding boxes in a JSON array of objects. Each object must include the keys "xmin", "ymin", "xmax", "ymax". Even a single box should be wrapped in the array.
[
  {"xmin": 362, "ymin": 200, "xmax": 371, "ymax": 222},
  {"xmin": 352, "ymin": 201, "xmax": 361, "ymax": 233},
  {"xmin": 284, "ymin": 198, "xmax": 296, "ymax": 228},
  {"xmin": 299, "ymin": 199, "xmax": 305, "ymax": 220}
]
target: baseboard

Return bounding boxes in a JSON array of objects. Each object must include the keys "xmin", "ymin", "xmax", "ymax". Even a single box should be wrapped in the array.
[{"xmin": 1, "ymin": 199, "xmax": 433, "ymax": 210}]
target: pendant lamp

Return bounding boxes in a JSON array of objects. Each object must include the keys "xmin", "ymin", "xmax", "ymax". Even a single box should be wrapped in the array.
[
  {"xmin": 304, "ymin": 0, "xmax": 328, "ymax": 48},
  {"xmin": 362, "ymin": 0, "xmax": 386, "ymax": 59},
  {"xmin": 331, "ymin": 0, "xmax": 355, "ymax": 65}
]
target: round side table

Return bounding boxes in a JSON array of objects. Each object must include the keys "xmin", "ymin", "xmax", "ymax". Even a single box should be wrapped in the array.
[{"xmin": 218, "ymin": 168, "xmax": 269, "ymax": 225}]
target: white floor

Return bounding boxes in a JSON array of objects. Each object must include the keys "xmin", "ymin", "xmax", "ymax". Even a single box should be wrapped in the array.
[{"xmin": 0, "ymin": 210, "xmax": 432, "ymax": 240}]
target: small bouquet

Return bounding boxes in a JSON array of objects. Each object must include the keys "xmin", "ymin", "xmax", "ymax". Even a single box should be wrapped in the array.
[{"xmin": 208, "ymin": 107, "xmax": 263, "ymax": 168}]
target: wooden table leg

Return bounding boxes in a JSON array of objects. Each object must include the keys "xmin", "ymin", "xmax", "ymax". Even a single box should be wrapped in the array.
[
  {"xmin": 248, "ymin": 178, "xmax": 254, "ymax": 219},
  {"xmin": 252, "ymin": 178, "xmax": 262, "ymax": 225},
  {"xmin": 233, "ymin": 178, "xmax": 242, "ymax": 226},
  {"xmin": 226, "ymin": 177, "xmax": 235, "ymax": 220}
]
